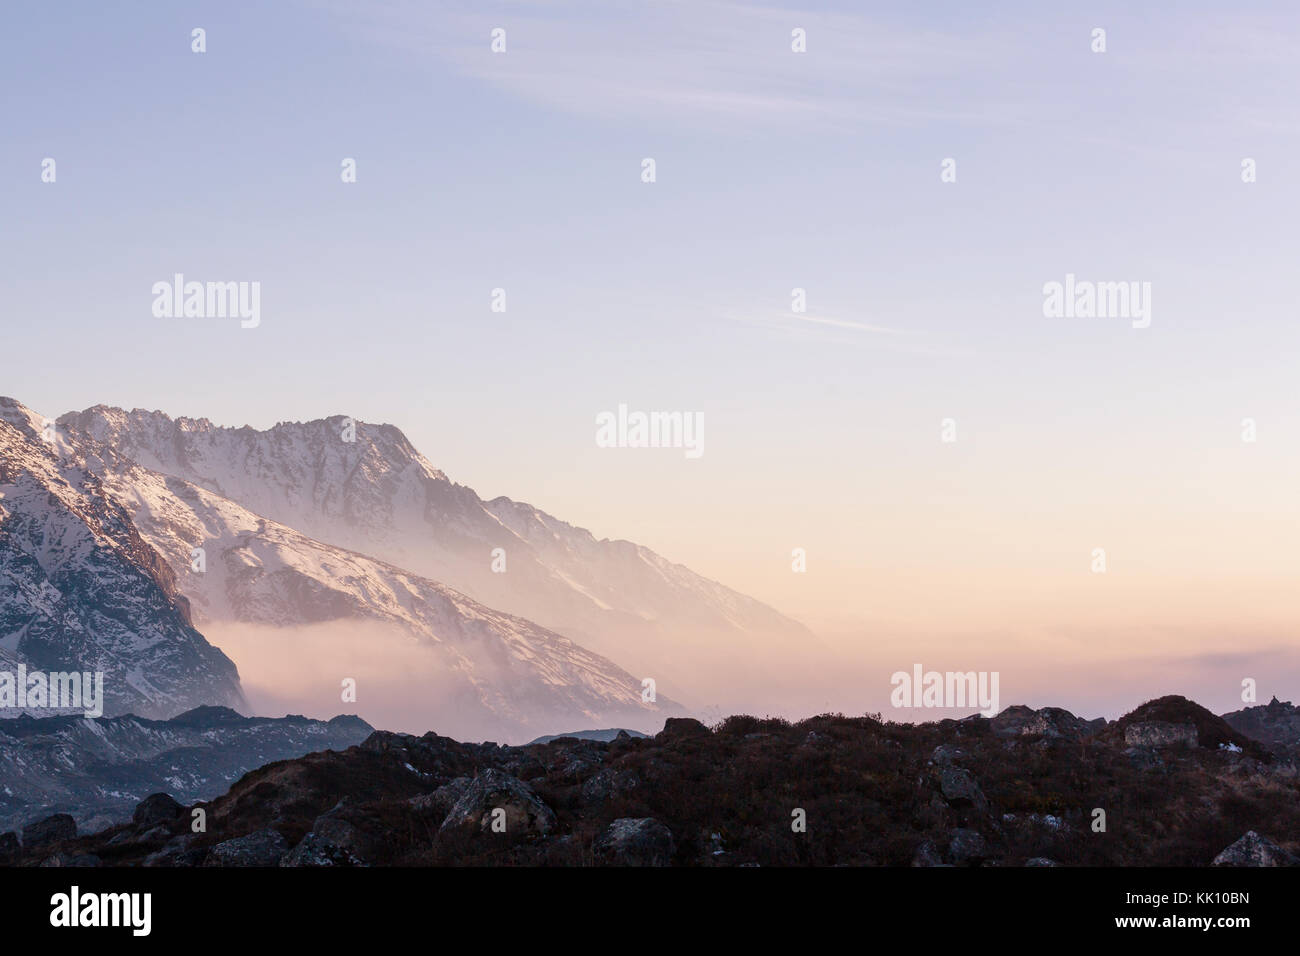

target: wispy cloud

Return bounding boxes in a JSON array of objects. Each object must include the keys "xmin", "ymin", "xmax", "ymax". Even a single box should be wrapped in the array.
[
  {"xmin": 313, "ymin": 0, "xmax": 1026, "ymax": 129},
  {"xmin": 725, "ymin": 308, "xmax": 976, "ymax": 357},
  {"xmin": 313, "ymin": 0, "xmax": 1300, "ymax": 146},
  {"xmin": 787, "ymin": 313, "xmax": 911, "ymax": 335}
]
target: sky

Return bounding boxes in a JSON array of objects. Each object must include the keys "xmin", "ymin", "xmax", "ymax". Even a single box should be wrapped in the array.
[{"xmin": 4, "ymin": 1, "xmax": 1299, "ymax": 718}]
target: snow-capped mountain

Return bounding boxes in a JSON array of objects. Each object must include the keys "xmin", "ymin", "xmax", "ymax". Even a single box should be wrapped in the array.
[
  {"xmin": 58, "ymin": 404, "xmax": 818, "ymax": 705},
  {"xmin": 0, "ymin": 404, "xmax": 244, "ymax": 719},
  {"xmin": 3, "ymin": 399, "xmax": 677, "ymax": 741}
]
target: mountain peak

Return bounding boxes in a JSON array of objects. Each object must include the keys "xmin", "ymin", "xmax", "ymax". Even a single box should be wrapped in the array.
[
  {"xmin": 0, "ymin": 396, "xmax": 47, "ymax": 441},
  {"xmin": 27, "ymin": 395, "xmax": 817, "ymax": 725}
]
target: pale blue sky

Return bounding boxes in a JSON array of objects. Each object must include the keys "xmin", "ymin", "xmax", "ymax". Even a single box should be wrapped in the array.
[{"xmin": 4, "ymin": 2, "xmax": 1299, "ymax": 712}]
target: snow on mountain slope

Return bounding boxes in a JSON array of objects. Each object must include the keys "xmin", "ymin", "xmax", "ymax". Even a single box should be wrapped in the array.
[
  {"xmin": 7, "ymin": 400, "xmax": 676, "ymax": 741},
  {"xmin": 0, "ymin": 402, "xmax": 245, "ymax": 719},
  {"xmin": 59, "ymin": 404, "xmax": 820, "ymax": 707}
]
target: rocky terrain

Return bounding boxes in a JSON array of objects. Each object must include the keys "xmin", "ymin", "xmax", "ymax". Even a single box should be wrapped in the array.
[
  {"xmin": 0, "ymin": 706, "xmax": 371, "ymax": 834},
  {"xmin": 0, "ymin": 408, "xmax": 244, "ymax": 718},
  {"xmin": 6, "ymin": 695, "xmax": 1298, "ymax": 867},
  {"xmin": 1223, "ymin": 696, "xmax": 1300, "ymax": 760}
]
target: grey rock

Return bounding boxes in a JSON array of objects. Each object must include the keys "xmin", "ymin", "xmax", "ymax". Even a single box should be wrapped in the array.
[
  {"xmin": 992, "ymin": 706, "xmax": 1103, "ymax": 740},
  {"xmin": 592, "ymin": 817, "xmax": 676, "ymax": 866},
  {"xmin": 1212, "ymin": 831, "xmax": 1300, "ymax": 867},
  {"xmin": 439, "ymin": 769, "xmax": 556, "ymax": 837},
  {"xmin": 105, "ymin": 829, "xmax": 137, "ymax": 847},
  {"xmin": 81, "ymin": 815, "xmax": 118, "ymax": 836},
  {"xmin": 581, "ymin": 768, "xmax": 641, "ymax": 804},
  {"xmin": 409, "ymin": 777, "xmax": 474, "ymax": 822},
  {"xmin": 133, "ymin": 793, "xmax": 185, "ymax": 828},
  {"xmin": 1025, "ymin": 857, "xmax": 1059, "ymax": 866},
  {"xmin": 280, "ymin": 817, "xmax": 371, "ymax": 867},
  {"xmin": 202, "ymin": 827, "xmax": 289, "ymax": 867},
  {"xmin": 948, "ymin": 828, "xmax": 989, "ymax": 864},
  {"xmin": 143, "ymin": 835, "xmax": 205, "ymax": 867},
  {"xmin": 1124, "ymin": 721, "xmax": 1197, "ymax": 749},
  {"xmin": 939, "ymin": 767, "xmax": 988, "ymax": 811}
]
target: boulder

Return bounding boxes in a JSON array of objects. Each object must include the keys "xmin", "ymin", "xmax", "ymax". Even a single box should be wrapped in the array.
[
  {"xmin": 656, "ymin": 718, "xmax": 710, "ymax": 740},
  {"xmin": 439, "ymin": 769, "xmax": 556, "ymax": 837},
  {"xmin": 592, "ymin": 817, "xmax": 675, "ymax": 866},
  {"xmin": 939, "ymin": 767, "xmax": 988, "ymax": 811},
  {"xmin": 143, "ymin": 835, "xmax": 206, "ymax": 867},
  {"xmin": 948, "ymin": 828, "xmax": 989, "ymax": 864},
  {"xmin": 1124, "ymin": 721, "xmax": 1197, "ymax": 749},
  {"xmin": 286, "ymin": 814, "xmax": 374, "ymax": 867},
  {"xmin": 992, "ymin": 706, "xmax": 1102, "ymax": 740},
  {"xmin": 409, "ymin": 777, "xmax": 473, "ymax": 821},
  {"xmin": 581, "ymin": 768, "xmax": 641, "ymax": 805},
  {"xmin": 281, "ymin": 818, "xmax": 371, "ymax": 867},
  {"xmin": 22, "ymin": 814, "xmax": 76, "ymax": 850},
  {"xmin": 81, "ymin": 815, "xmax": 118, "ymax": 836},
  {"xmin": 133, "ymin": 792, "xmax": 185, "ymax": 828},
  {"xmin": 202, "ymin": 827, "xmax": 289, "ymax": 867},
  {"xmin": 1211, "ymin": 831, "xmax": 1299, "ymax": 867}
]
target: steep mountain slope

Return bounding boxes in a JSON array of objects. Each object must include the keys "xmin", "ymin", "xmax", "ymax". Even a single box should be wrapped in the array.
[
  {"xmin": 58, "ymin": 404, "xmax": 818, "ymax": 705},
  {"xmin": 0, "ymin": 705, "xmax": 372, "ymax": 833},
  {"xmin": 0, "ymin": 406, "xmax": 244, "ymax": 719},
  {"xmin": 3, "ymin": 399, "xmax": 676, "ymax": 741}
]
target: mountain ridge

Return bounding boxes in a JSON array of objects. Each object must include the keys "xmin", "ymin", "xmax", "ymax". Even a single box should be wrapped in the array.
[
  {"xmin": 51, "ymin": 399, "xmax": 821, "ymax": 709},
  {"xmin": 1, "ymin": 398, "xmax": 682, "ymax": 740},
  {"xmin": 0, "ymin": 405, "xmax": 245, "ymax": 720}
]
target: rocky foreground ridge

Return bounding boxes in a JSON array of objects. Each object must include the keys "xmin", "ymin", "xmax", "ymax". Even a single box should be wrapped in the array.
[{"xmin": 4, "ymin": 695, "xmax": 1299, "ymax": 867}]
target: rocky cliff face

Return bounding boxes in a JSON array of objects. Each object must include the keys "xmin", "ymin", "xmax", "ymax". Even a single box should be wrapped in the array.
[{"xmin": 0, "ymin": 403, "xmax": 245, "ymax": 719}]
